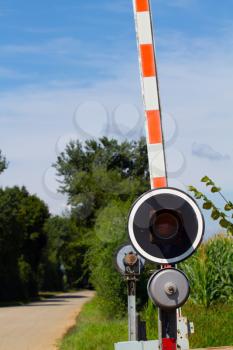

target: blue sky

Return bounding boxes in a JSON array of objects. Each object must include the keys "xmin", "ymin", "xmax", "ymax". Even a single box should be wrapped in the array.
[
  {"xmin": 0, "ymin": 0, "xmax": 232, "ymax": 236},
  {"xmin": 1, "ymin": 0, "xmax": 233, "ymax": 88}
]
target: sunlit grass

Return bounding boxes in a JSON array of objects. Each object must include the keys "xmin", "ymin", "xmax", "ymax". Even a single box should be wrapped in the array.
[
  {"xmin": 183, "ymin": 303, "xmax": 233, "ymax": 348},
  {"xmin": 60, "ymin": 297, "xmax": 233, "ymax": 350},
  {"xmin": 59, "ymin": 297, "xmax": 128, "ymax": 350},
  {"xmin": 143, "ymin": 301, "xmax": 233, "ymax": 348}
]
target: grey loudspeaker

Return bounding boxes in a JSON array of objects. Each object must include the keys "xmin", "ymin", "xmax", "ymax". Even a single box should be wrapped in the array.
[{"xmin": 147, "ymin": 268, "xmax": 190, "ymax": 310}]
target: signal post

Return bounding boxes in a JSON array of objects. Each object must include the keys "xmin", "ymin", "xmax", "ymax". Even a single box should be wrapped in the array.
[
  {"xmin": 115, "ymin": 1, "xmax": 205, "ymax": 350},
  {"xmin": 115, "ymin": 245, "xmax": 146, "ymax": 342}
]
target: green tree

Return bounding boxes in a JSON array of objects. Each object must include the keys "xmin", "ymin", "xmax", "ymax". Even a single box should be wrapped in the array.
[
  {"xmin": 41, "ymin": 216, "xmax": 89, "ymax": 291},
  {"xmin": 54, "ymin": 137, "xmax": 149, "ymax": 225},
  {"xmin": 54, "ymin": 137, "xmax": 151, "ymax": 315},
  {"xmin": 86, "ymin": 200, "xmax": 129, "ymax": 317},
  {"xmin": 0, "ymin": 151, "xmax": 7, "ymax": 173},
  {"xmin": 0, "ymin": 186, "xmax": 49, "ymax": 300}
]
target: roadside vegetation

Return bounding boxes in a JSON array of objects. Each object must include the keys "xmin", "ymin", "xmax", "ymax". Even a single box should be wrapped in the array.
[
  {"xmin": 55, "ymin": 138, "xmax": 232, "ymax": 348},
  {"xmin": 180, "ymin": 234, "xmax": 233, "ymax": 307},
  {"xmin": 0, "ymin": 151, "xmax": 7, "ymax": 173},
  {"xmin": 59, "ymin": 298, "xmax": 128, "ymax": 350},
  {"xmin": 0, "ymin": 151, "xmax": 89, "ymax": 301},
  {"xmin": 60, "ymin": 234, "xmax": 232, "ymax": 349},
  {"xmin": 0, "ymin": 139, "xmax": 150, "ymax": 302},
  {"xmin": 1, "ymin": 139, "xmax": 232, "ymax": 349},
  {"xmin": 60, "ymin": 296, "xmax": 233, "ymax": 350},
  {"xmin": 0, "ymin": 185, "xmax": 50, "ymax": 301},
  {"xmin": 144, "ymin": 298, "xmax": 233, "ymax": 348}
]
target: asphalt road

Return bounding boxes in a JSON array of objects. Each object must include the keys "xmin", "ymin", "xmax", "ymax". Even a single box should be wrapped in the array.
[{"xmin": 0, "ymin": 290, "xmax": 95, "ymax": 350}]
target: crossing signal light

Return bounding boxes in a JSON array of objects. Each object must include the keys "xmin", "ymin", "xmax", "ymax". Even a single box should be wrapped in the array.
[
  {"xmin": 128, "ymin": 187, "xmax": 205, "ymax": 264},
  {"xmin": 150, "ymin": 209, "xmax": 180, "ymax": 242}
]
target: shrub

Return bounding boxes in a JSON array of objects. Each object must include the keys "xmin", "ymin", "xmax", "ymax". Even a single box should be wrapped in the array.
[
  {"xmin": 86, "ymin": 200, "xmax": 129, "ymax": 318},
  {"xmin": 86, "ymin": 199, "xmax": 149, "ymax": 318}
]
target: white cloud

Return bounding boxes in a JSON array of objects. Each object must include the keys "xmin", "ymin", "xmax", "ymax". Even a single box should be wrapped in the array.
[
  {"xmin": 0, "ymin": 28, "xmax": 232, "ymax": 235},
  {"xmin": 0, "ymin": 69, "xmax": 143, "ymax": 214},
  {"xmin": 192, "ymin": 143, "xmax": 230, "ymax": 161}
]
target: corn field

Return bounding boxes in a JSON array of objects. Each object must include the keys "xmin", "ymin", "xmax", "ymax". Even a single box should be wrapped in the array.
[
  {"xmin": 142, "ymin": 234, "xmax": 233, "ymax": 346},
  {"xmin": 180, "ymin": 234, "xmax": 233, "ymax": 307}
]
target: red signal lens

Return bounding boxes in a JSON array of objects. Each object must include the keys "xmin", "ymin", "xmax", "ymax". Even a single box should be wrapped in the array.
[{"xmin": 151, "ymin": 211, "xmax": 179, "ymax": 240}]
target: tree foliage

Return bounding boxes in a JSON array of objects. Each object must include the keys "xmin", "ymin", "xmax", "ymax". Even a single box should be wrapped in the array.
[
  {"xmin": 41, "ymin": 216, "xmax": 89, "ymax": 291},
  {"xmin": 55, "ymin": 137, "xmax": 149, "ymax": 224},
  {"xmin": 55, "ymin": 139, "xmax": 233, "ymax": 314},
  {"xmin": 0, "ymin": 151, "xmax": 7, "ymax": 174},
  {"xmin": 0, "ymin": 186, "xmax": 49, "ymax": 300},
  {"xmin": 54, "ymin": 137, "xmax": 150, "ymax": 315},
  {"xmin": 0, "ymin": 139, "xmax": 149, "ymax": 303}
]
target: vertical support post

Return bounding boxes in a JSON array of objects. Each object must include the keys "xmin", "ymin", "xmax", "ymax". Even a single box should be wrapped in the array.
[
  {"xmin": 127, "ymin": 279, "xmax": 137, "ymax": 341},
  {"xmin": 159, "ymin": 310, "xmax": 177, "ymax": 350},
  {"xmin": 131, "ymin": 1, "xmax": 177, "ymax": 349},
  {"xmin": 158, "ymin": 309, "xmax": 163, "ymax": 346}
]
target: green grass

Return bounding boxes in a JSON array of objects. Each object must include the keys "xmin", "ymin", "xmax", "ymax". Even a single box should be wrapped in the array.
[
  {"xmin": 183, "ymin": 303, "xmax": 233, "ymax": 348},
  {"xmin": 59, "ymin": 297, "xmax": 128, "ymax": 350},
  {"xmin": 144, "ymin": 302, "xmax": 233, "ymax": 348},
  {"xmin": 60, "ymin": 298, "xmax": 233, "ymax": 350}
]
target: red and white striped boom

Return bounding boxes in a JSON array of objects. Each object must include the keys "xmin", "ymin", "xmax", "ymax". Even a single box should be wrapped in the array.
[{"xmin": 132, "ymin": 0, "xmax": 167, "ymax": 189}]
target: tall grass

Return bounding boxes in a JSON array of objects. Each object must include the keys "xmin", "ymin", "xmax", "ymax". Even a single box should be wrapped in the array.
[
  {"xmin": 183, "ymin": 303, "xmax": 233, "ymax": 348},
  {"xmin": 141, "ymin": 300, "xmax": 158, "ymax": 340},
  {"xmin": 180, "ymin": 234, "xmax": 233, "ymax": 307}
]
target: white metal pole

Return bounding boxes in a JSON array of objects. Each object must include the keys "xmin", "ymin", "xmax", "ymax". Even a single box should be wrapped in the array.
[{"xmin": 128, "ymin": 280, "xmax": 137, "ymax": 341}]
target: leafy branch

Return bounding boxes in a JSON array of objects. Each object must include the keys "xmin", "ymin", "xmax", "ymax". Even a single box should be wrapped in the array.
[{"xmin": 189, "ymin": 176, "xmax": 233, "ymax": 235}]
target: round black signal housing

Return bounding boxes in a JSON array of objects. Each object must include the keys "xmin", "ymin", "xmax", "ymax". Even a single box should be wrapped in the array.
[{"xmin": 128, "ymin": 188, "xmax": 204, "ymax": 264}]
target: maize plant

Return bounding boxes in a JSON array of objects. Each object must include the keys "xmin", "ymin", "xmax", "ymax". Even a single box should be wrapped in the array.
[{"xmin": 180, "ymin": 234, "xmax": 233, "ymax": 307}]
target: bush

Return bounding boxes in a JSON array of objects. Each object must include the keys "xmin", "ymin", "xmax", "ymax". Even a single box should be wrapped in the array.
[
  {"xmin": 86, "ymin": 200, "xmax": 129, "ymax": 317},
  {"xmin": 86, "ymin": 199, "xmax": 149, "ymax": 318}
]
